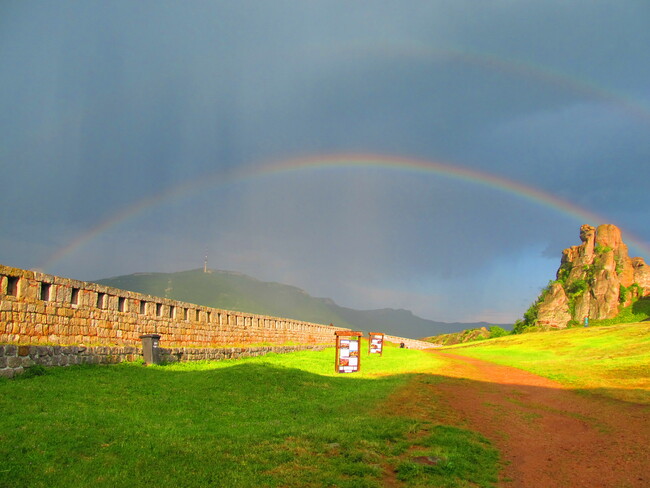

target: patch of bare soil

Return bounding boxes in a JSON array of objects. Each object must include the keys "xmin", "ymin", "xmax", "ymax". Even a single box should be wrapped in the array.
[{"xmin": 380, "ymin": 351, "xmax": 650, "ymax": 488}]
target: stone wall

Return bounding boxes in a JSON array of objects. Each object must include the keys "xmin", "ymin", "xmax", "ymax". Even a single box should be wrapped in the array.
[
  {"xmin": 0, "ymin": 264, "xmax": 434, "ymax": 375},
  {"xmin": 0, "ymin": 264, "xmax": 345, "ymax": 348},
  {"xmin": 0, "ymin": 343, "xmax": 325, "ymax": 378},
  {"xmin": 384, "ymin": 334, "xmax": 438, "ymax": 349}
]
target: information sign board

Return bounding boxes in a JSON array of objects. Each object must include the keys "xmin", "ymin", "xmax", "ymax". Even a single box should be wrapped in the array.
[
  {"xmin": 335, "ymin": 331, "xmax": 363, "ymax": 373},
  {"xmin": 368, "ymin": 332, "xmax": 384, "ymax": 356}
]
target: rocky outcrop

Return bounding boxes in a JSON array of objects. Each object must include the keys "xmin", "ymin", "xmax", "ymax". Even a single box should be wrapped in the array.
[
  {"xmin": 631, "ymin": 257, "xmax": 650, "ymax": 290},
  {"xmin": 536, "ymin": 282, "xmax": 573, "ymax": 329},
  {"xmin": 529, "ymin": 224, "xmax": 649, "ymax": 330},
  {"xmin": 423, "ymin": 327, "xmax": 491, "ymax": 346}
]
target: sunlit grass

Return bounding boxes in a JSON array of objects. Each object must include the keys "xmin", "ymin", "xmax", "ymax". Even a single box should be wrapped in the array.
[
  {"xmin": 445, "ymin": 322, "xmax": 650, "ymax": 404},
  {"xmin": 0, "ymin": 344, "xmax": 498, "ymax": 488}
]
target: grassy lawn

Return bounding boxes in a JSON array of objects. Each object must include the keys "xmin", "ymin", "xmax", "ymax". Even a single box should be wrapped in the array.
[
  {"xmin": 0, "ymin": 343, "xmax": 499, "ymax": 488},
  {"xmin": 445, "ymin": 322, "xmax": 650, "ymax": 404}
]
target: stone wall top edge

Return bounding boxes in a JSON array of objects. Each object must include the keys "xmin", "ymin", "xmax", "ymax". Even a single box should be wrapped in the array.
[
  {"xmin": 0, "ymin": 264, "xmax": 36, "ymax": 280},
  {"xmin": 384, "ymin": 334, "xmax": 433, "ymax": 344},
  {"xmin": 1, "ymin": 262, "xmax": 351, "ymax": 332}
]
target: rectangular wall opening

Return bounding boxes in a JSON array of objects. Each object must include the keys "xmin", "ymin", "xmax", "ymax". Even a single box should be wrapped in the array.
[
  {"xmin": 40, "ymin": 283, "xmax": 51, "ymax": 301},
  {"xmin": 156, "ymin": 303, "xmax": 162, "ymax": 317},
  {"xmin": 169, "ymin": 305, "xmax": 175, "ymax": 318},
  {"xmin": 6, "ymin": 276, "xmax": 19, "ymax": 297},
  {"xmin": 70, "ymin": 287, "xmax": 79, "ymax": 305},
  {"xmin": 118, "ymin": 297, "xmax": 126, "ymax": 312},
  {"xmin": 140, "ymin": 300, "xmax": 147, "ymax": 314},
  {"xmin": 97, "ymin": 292, "xmax": 106, "ymax": 309}
]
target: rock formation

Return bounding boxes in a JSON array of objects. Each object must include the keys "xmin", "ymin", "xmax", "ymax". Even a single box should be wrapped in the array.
[{"xmin": 529, "ymin": 224, "xmax": 649, "ymax": 330}]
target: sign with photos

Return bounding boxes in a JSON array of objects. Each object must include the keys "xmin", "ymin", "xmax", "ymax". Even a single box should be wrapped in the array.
[
  {"xmin": 335, "ymin": 330, "xmax": 363, "ymax": 373},
  {"xmin": 369, "ymin": 332, "xmax": 384, "ymax": 356}
]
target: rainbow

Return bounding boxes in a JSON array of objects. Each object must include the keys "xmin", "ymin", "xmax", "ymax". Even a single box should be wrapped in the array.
[
  {"xmin": 303, "ymin": 40, "xmax": 650, "ymax": 124},
  {"xmin": 40, "ymin": 153, "xmax": 650, "ymax": 272},
  {"xmin": 40, "ymin": 43, "xmax": 650, "ymax": 271}
]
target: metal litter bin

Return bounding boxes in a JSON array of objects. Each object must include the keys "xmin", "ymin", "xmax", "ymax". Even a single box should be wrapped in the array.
[{"xmin": 140, "ymin": 334, "xmax": 162, "ymax": 365}]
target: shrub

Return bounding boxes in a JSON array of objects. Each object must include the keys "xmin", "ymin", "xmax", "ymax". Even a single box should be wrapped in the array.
[
  {"xmin": 619, "ymin": 284, "xmax": 629, "ymax": 304},
  {"xmin": 20, "ymin": 364, "xmax": 47, "ymax": 379},
  {"xmin": 514, "ymin": 281, "xmax": 556, "ymax": 333},
  {"xmin": 556, "ymin": 262, "xmax": 573, "ymax": 284},
  {"xmin": 594, "ymin": 244, "xmax": 613, "ymax": 254},
  {"xmin": 566, "ymin": 279, "xmax": 587, "ymax": 298},
  {"xmin": 488, "ymin": 326, "xmax": 509, "ymax": 338}
]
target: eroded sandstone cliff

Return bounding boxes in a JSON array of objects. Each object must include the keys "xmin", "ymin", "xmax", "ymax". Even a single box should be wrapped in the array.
[{"xmin": 524, "ymin": 224, "xmax": 649, "ymax": 330}]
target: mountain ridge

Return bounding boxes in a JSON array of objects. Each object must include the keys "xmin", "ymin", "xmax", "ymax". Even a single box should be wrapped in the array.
[{"xmin": 95, "ymin": 268, "xmax": 508, "ymax": 338}]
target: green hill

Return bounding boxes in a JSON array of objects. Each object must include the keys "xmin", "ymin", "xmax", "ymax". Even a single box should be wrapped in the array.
[{"xmin": 94, "ymin": 268, "xmax": 504, "ymax": 338}]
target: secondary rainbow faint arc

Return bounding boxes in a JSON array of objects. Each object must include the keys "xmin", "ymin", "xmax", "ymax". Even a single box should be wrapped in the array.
[
  {"xmin": 40, "ymin": 153, "xmax": 650, "ymax": 271},
  {"xmin": 305, "ymin": 40, "xmax": 650, "ymax": 124}
]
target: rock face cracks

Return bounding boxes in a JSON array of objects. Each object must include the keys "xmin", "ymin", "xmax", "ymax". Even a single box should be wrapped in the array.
[{"xmin": 535, "ymin": 224, "xmax": 650, "ymax": 329}]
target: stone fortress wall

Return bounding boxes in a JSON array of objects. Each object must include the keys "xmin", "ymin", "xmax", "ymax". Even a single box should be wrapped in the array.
[
  {"xmin": 384, "ymin": 334, "xmax": 438, "ymax": 350},
  {"xmin": 0, "ymin": 264, "xmax": 432, "ymax": 376},
  {"xmin": 0, "ymin": 264, "xmax": 342, "ymax": 347}
]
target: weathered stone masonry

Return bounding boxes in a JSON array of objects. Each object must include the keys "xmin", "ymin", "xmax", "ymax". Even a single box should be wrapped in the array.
[
  {"xmin": 0, "ymin": 343, "xmax": 326, "ymax": 378},
  {"xmin": 0, "ymin": 264, "xmax": 432, "ymax": 377},
  {"xmin": 0, "ymin": 264, "xmax": 344, "ymax": 347},
  {"xmin": 0, "ymin": 264, "xmax": 344, "ymax": 376},
  {"xmin": 384, "ymin": 334, "xmax": 437, "ymax": 350}
]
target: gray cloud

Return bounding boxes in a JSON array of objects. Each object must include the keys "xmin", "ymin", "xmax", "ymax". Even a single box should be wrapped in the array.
[{"xmin": 1, "ymin": 1, "xmax": 649, "ymax": 323}]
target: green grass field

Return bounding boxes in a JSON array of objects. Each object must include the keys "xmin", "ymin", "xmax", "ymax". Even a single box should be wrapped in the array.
[
  {"xmin": 4, "ymin": 323, "xmax": 649, "ymax": 487},
  {"xmin": 445, "ymin": 322, "xmax": 650, "ymax": 404},
  {"xmin": 0, "ymin": 344, "xmax": 499, "ymax": 488}
]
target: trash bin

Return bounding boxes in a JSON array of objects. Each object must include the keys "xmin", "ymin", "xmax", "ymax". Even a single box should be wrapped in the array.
[{"xmin": 140, "ymin": 334, "xmax": 162, "ymax": 365}]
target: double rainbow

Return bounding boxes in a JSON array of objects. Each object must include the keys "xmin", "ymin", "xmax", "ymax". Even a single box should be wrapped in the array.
[{"xmin": 40, "ymin": 153, "xmax": 650, "ymax": 272}]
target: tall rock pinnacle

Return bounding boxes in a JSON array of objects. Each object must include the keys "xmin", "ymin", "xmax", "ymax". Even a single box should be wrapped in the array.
[{"xmin": 525, "ymin": 224, "xmax": 649, "ymax": 330}]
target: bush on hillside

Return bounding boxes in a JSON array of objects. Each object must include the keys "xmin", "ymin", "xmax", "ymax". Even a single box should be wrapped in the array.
[
  {"xmin": 425, "ymin": 326, "xmax": 511, "ymax": 345},
  {"xmin": 488, "ymin": 326, "xmax": 510, "ymax": 338}
]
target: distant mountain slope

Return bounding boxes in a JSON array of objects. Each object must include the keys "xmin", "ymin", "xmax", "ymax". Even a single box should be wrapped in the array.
[{"xmin": 95, "ymin": 268, "xmax": 507, "ymax": 338}]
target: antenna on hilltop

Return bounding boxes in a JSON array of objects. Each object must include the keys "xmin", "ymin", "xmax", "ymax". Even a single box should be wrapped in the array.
[{"xmin": 204, "ymin": 248, "xmax": 208, "ymax": 273}]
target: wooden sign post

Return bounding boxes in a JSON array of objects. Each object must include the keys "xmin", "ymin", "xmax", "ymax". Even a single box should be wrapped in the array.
[
  {"xmin": 368, "ymin": 332, "xmax": 384, "ymax": 356},
  {"xmin": 335, "ymin": 331, "xmax": 363, "ymax": 373}
]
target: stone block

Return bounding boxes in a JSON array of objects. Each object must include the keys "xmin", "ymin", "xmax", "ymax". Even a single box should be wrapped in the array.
[
  {"xmin": 7, "ymin": 356, "xmax": 23, "ymax": 368},
  {"xmin": 40, "ymin": 356, "xmax": 53, "ymax": 366},
  {"xmin": 0, "ymin": 368, "xmax": 16, "ymax": 379}
]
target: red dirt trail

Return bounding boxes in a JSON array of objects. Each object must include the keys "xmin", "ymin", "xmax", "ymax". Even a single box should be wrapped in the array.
[{"xmin": 382, "ymin": 351, "xmax": 650, "ymax": 488}]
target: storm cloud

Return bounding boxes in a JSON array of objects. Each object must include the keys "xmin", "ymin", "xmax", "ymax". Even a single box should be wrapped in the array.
[{"xmin": 2, "ymin": 1, "xmax": 649, "ymax": 322}]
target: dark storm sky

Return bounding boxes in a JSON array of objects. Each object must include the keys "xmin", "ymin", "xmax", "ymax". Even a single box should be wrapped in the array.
[{"xmin": 2, "ymin": 1, "xmax": 649, "ymax": 322}]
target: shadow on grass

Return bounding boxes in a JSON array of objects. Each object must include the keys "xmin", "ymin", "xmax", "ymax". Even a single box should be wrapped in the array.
[
  {"xmin": 2, "ymin": 355, "xmax": 648, "ymax": 488},
  {"xmin": 0, "ymin": 359, "xmax": 502, "ymax": 488}
]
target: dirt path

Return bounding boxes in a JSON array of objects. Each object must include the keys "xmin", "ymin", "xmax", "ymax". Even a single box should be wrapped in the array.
[{"xmin": 382, "ymin": 351, "xmax": 650, "ymax": 487}]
